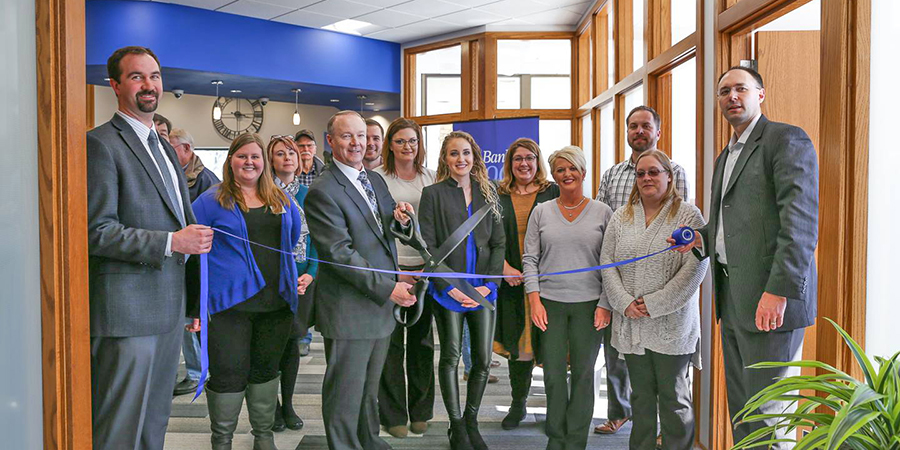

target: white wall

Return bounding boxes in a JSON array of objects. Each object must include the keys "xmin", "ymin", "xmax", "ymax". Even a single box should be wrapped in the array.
[
  {"xmin": 866, "ymin": 0, "xmax": 900, "ymax": 359},
  {"xmin": 0, "ymin": 0, "xmax": 43, "ymax": 447},
  {"xmin": 93, "ymin": 86, "xmax": 398, "ymax": 152}
]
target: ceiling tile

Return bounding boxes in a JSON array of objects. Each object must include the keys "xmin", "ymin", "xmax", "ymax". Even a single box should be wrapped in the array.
[
  {"xmin": 254, "ymin": 0, "xmax": 320, "ymax": 9},
  {"xmin": 476, "ymin": 0, "xmax": 555, "ymax": 18},
  {"xmin": 162, "ymin": 0, "xmax": 237, "ymax": 10},
  {"xmin": 347, "ymin": 0, "xmax": 410, "ymax": 7},
  {"xmin": 491, "ymin": 17, "xmax": 536, "ymax": 26},
  {"xmin": 447, "ymin": 0, "xmax": 501, "ymax": 7},
  {"xmin": 354, "ymin": 8, "xmax": 425, "ymax": 27},
  {"xmin": 217, "ymin": 0, "xmax": 295, "ymax": 19},
  {"xmin": 533, "ymin": 0, "xmax": 591, "ymax": 7},
  {"xmin": 562, "ymin": 1, "xmax": 592, "ymax": 14},
  {"xmin": 273, "ymin": 8, "xmax": 342, "ymax": 27},
  {"xmin": 364, "ymin": 28, "xmax": 423, "ymax": 43},
  {"xmin": 437, "ymin": 8, "xmax": 506, "ymax": 27},
  {"xmin": 302, "ymin": 0, "xmax": 379, "ymax": 18},
  {"xmin": 391, "ymin": 0, "xmax": 464, "ymax": 18},
  {"xmin": 520, "ymin": 7, "xmax": 581, "ymax": 25}
]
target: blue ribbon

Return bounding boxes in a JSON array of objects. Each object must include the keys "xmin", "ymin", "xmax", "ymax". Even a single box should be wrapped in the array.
[{"xmin": 191, "ymin": 226, "xmax": 694, "ymax": 399}]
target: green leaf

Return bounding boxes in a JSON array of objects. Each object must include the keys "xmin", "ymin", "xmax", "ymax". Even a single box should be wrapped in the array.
[{"xmin": 825, "ymin": 318, "xmax": 877, "ymax": 388}]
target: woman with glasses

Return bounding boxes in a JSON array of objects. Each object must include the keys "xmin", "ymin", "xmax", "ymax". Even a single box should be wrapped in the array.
[
  {"xmin": 192, "ymin": 133, "xmax": 304, "ymax": 450},
  {"xmin": 523, "ymin": 146, "xmax": 612, "ymax": 450},
  {"xmin": 600, "ymin": 150, "xmax": 708, "ymax": 450},
  {"xmin": 372, "ymin": 118, "xmax": 438, "ymax": 438},
  {"xmin": 419, "ymin": 131, "xmax": 505, "ymax": 450},
  {"xmin": 493, "ymin": 138, "xmax": 559, "ymax": 430},
  {"xmin": 267, "ymin": 136, "xmax": 317, "ymax": 432}
]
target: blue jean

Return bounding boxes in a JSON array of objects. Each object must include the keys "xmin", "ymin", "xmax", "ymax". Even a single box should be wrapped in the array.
[
  {"xmin": 462, "ymin": 321, "xmax": 472, "ymax": 374},
  {"xmin": 299, "ymin": 331, "xmax": 312, "ymax": 345},
  {"xmin": 182, "ymin": 317, "xmax": 201, "ymax": 381}
]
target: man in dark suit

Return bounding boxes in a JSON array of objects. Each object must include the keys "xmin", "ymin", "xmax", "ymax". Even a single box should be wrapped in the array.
[
  {"xmin": 87, "ymin": 46, "xmax": 214, "ymax": 450},
  {"xmin": 304, "ymin": 110, "xmax": 417, "ymax": 450},
  {"xmin": 676, "ymin": 66, "xmax": 818, "ymax": 449}
]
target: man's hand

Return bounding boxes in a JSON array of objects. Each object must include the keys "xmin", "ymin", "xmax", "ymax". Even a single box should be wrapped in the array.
[
  {"xmin": 594, "ymin": 307, "xmax": 611, "ymax": 330},
  {"xmin": 297, "ymin": 274, "xmax": 314, "ymax": 295},
  {"xmin": 398, "ymin": 268, "xmax": 421, "ymax": 286},
  {"xmin": 172, "ymin": 224, "xmax": 214, "ymax": 255},
  {"xmin": 448, "ymin": 288, "xmax": 480, "ymax": 309},
  {"xmin": 625, "ymin": 298, "xmax": 650, "ymax": 319},
  {"xmin": 503, "ymin": 261, "xmax": 523, "ymax": 286},
  {"xmin": 667, "ymin": 225, "xmax": 702, "ymax": 254},
  {"xmin": 393, "ymin": 202, "xmax": 415, "ymax": 226},
  {"xmin": 756, "ymin": 292, "xmax": 787, "ymax": 332},
  {"xmin": 185, "ymin": 318, "xmax": 201, "ymax": 332},
  {"xmin": 390, "ymin": 281, "xmax": 417, "ymax": 307}
]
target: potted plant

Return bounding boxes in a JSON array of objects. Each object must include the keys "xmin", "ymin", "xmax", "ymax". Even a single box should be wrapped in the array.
[{"xmin": 732, "ymin": 318, "xmax": 899, "ymax": 450}]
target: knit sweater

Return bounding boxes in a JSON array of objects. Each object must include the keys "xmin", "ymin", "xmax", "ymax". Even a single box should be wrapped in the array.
[{"xmin": 600, "ymin": 198, "xmax": 708, "ymax": 368}]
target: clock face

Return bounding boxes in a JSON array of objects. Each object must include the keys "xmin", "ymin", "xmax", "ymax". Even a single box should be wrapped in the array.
[{"xmin": 212, "ymin": 97, "xmax": 264, "ymax": 141}]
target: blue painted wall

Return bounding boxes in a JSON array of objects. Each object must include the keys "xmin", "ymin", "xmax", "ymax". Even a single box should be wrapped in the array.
[{"xmin": 86, "ymin": 0, "xmax": 401, "ymax": 93}]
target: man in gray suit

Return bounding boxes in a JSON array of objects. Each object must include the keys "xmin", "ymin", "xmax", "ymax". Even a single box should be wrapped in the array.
[
  {"xmin": 87, "ymin": 46, "xmax": 214, "ymax": 450},
  {"xmin": 304, "ymin": 110, "xmax": 417, "ymax": 450},
  {"xmin": 676, "ymin": 66, "xmax": 818, "ymax": 448}
]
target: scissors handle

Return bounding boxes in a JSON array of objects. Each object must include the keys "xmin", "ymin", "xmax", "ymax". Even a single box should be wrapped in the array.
[
  {"xmin": 390, "ymin": 210, "xmax": 427, "ymax": 252},
  {"xmin": 393, "ymin": 279, "xmax": 427, "ymax": 327}
]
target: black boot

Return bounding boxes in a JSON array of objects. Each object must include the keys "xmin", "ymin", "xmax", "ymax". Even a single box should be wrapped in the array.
[
  {"xmin": 465, "ymin": 411, "xmax": 488, "ymax": 450},
  {"xmin": 246, "ymin": 378, "xmax": 280, "ymax": 450},
  {"xmin": 449, "ymin": 417, "xmax": 474, "ymax": 450},
  {"xmin": 207, "ymin": 388, "xmax": 245, "ymax": 450},
  {"xmin": 502, "ymin": 360, "xmax": 534, "ymax": 430},
  {"xmin": 273, "ymin": 399, "xmax": 286, "ymax": 432}
]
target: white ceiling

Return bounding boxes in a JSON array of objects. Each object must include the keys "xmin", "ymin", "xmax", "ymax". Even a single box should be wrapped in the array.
[{"xmin": 154, "ymin": 0, "xmax": 593, "ymax": 43}]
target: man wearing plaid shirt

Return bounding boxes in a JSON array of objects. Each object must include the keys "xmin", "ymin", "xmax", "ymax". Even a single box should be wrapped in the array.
[{"xmin": 593, "ymin": 105, "xmax": 690, "ymax": 436}]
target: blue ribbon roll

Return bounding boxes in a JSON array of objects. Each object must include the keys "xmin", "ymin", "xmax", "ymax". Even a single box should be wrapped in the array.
[{"xmin": 671, "ymin": 226, "xmax": 695, "ymax": 247}]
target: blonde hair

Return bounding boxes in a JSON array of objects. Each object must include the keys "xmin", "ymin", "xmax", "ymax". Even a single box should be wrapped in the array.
[
  {"xmin": 623, "ymin": 149, "xmax": 681, "ymax": 223},
  {"xmin": 548, "ymin": 145, "xmax": 587, "ymax": 176},
  {"xmin": 497, "ymin": 137, "xmax": 551, "ymax": 195},
  {"xmin": 217, "ymin": 133, "xmax": 289, "ymax": 213},
  {"xmin": 436, "ymin": 131, "xmax": 501, "ymax": 220}
]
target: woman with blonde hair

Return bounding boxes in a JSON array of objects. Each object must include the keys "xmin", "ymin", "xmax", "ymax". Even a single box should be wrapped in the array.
[
  {"xmin": 192, "ymin": 133, "xmax": 304, "ymax": 450},
  {"xmin": 600, "ymin": 150, "xmax": 708, "ymax": 450},
  {"xmin": 418, "ymin": 131, "xmax": 505, "ymax": 450},
  {"xmin": 493, "ymin": 137, "xmax": 560, "ymax": 430}
]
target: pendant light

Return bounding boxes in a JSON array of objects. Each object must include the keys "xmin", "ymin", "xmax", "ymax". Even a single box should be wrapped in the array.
[
  {"xmin": 357, "ymin": 94, "xmax": 367, "ymax": 112},
  {"xmin": 292, "ymin": 88, "xmax": 302, "ymax": 126},
  {"xmin": 212, "ymin": 80, "xmax": 223, "ymax": 120}
]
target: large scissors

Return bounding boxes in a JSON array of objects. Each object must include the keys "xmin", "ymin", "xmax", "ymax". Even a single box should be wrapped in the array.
[{"xmin": 390, "ymin": 203, "xmax": 496, "ymax": 327}]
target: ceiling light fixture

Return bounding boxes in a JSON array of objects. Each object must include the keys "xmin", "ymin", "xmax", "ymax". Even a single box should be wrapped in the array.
[
  {"xmin": 365, "ymin": 102, "xmax": 375, "ymax": 106},
  {"xmin": 357, "ymin": 95, "xmax": 367, "ymax": 112},
  {"xmin": 292, "ymin": 88, "xmax": 302, "ymax": 126},
  {"xmin": 230, "ymin": 89, "xmax": 242, "ymax": 93},
  {"xmin": 212, "ymin": 80, "xmax": 223, "ymax": 120},
  {"xmin": 322, "ymin": 19, "xmax": 373, "ymax": 36},
  {"xmin": 330, "ymin": 99, "xmax": 340, "ymax": 103}
]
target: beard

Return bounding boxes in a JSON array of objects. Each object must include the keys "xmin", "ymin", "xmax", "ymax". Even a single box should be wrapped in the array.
[
  {"xmin": 136, "ymin": 90, "xmax": 159, "ymax": 113},
  {"xmin": 628, "ymin": 136, "xmax": 654, "ymax": 153}
]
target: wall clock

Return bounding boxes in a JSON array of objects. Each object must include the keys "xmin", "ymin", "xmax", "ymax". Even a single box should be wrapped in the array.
[{"xmin": 212, "ymin": 97, "xmax": 264, "ymax": 141}]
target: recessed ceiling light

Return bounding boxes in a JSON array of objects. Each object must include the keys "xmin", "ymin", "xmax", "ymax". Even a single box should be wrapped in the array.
[
  {"xmin": 322, "ymin": 19, "xmax": 373, "ymax": 36},
  {"xmin": 230, "ymin": 89, "xmax": 242, "ymax": 93},
  {"xmin": 373, "ymin": 108, "xmax": 380, "ymax": 112},
  {"xmin": 365, "ymin": 102, "xmax": 375, "ymax": 106},
  {"xmin": 103, "ymin": 77, "xmax": 110, "ymax": 81},
  {"xmin": 330, "ymin": 99, "xmax": 340, "ymax": 103}
]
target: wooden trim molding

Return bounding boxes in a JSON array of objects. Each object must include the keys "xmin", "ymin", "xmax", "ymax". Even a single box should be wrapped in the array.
[{"xmin": 35, "ymin": 0, "xmax": 92, "ymax": 448}]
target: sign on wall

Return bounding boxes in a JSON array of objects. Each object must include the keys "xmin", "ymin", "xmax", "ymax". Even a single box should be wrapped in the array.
[{"xmin": 453, "ymin": 117, "xmax": 540, "ymax": 180}]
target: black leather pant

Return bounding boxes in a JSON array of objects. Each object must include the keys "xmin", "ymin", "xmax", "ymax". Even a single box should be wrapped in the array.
[{"xmin": 433, "ymin": 303, "xmax": 496, "ymax": 420}]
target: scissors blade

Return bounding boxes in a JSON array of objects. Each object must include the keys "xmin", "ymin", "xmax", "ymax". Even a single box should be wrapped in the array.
[
  {"xmin": 432, "ymin": 262, "xmax": 495, "ymax": 311},
  {"xmin": 424, "ymin": 202, "xmax": 492, "ymax": 270}
]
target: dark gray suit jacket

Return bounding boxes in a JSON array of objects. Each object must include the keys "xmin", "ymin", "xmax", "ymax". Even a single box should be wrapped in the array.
[
  {"xmin": 87, "ymin": 114, "xmax": 196, "ymax": 337},
  {"xmin": 304, "ymin": 164, "xmax": 400, "ymax": 340},
  {"xmin": 700, "ymin": 115, "xmax": 818, "ymax": 333}
]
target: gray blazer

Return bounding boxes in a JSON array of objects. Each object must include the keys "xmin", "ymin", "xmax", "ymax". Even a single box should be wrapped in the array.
[
  {"xmin": 700, "ymin": 115, "xmax": 818, "ymax": 333},
  {"xmin": 304, "ymin": 165, "xmax": 400, "ymax": 340},
  {"xmin": 87, "ymin": 114, "xmax": 197, "ymax": 337}
]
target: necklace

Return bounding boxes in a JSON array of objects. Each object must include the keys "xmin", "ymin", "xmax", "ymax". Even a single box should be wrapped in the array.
[{"xmin": 557, "ymin": 197, "xmax": 586, "ymax": 218}]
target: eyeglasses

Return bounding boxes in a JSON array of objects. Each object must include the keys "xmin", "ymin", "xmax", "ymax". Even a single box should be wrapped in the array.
[
  {"xmin": 512, "ymin": 155, "xmax": 537, "ymax": 163},
  {"xmin": 635, "ymin": 168, "xmax": 669, "ymax": 178},
  {"xmin": 392, "ymin": 138, "xmax": 419, "ymax": 147},
  {"xmin": 270, "ymin": 134, "xmax": 294, "ymax": 141}
]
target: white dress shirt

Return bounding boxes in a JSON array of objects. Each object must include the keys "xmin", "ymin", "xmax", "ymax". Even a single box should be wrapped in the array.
[
  {"xmin": 333, "ymin": 158, "xmax": 381, "ymax": 223},
  {"xmin": 116, "ymin": 111, "xmax": 185, "ymax": 257},
  {"xmin": 715, "ymin": 113, "xmax": 761, "ymax": 264}
]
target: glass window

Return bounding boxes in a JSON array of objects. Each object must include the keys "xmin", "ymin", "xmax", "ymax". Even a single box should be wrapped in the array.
[
  {"xmin": 599, "ymin": 103, "xmax": 615, "ymax": 176},
  {"xmin": 415, "ymin": 46, "xmax": 461, "ymax": 116},
  {"xmin": 633, "ymin": 0, "xmax": 644, "ymax": 70},
  {"xmin": 622, "ymin": 84, "xmax": 644, "ymax": 157},
  {"xmin": 670, "ymin": 59, "xmax": 696, "ymax": 203},
  {"xmin": 581, "ymin": 114, "xmax": 594, "ymax": 196},
  {"xmin": 497, "ymin": 40, "xmax": 571, "ymax": 109},
  {"xmin": 671, "ymin": 0, "xmax": 696, "ymax": 45},
  {"xmin": 423, "ymin": 124, "xmax": 454, "ymax": 170},
  {"xmin": 195, "ymin": 148, "xmax": 229, "ymax": 181}
]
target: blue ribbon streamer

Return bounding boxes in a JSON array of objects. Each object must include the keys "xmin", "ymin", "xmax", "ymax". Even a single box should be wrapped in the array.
[{"xmin": 192, "ymin": 226, "xmax": 694, "ymax": 399}]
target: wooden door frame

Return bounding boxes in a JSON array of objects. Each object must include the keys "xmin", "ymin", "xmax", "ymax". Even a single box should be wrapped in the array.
[
  {"xmin": 709, "ymin": 0, "xmax": 870, "ymax": 448},
  {"xmin": 36, "ymin": 0, "xmax": 92, "ymax": 448}
]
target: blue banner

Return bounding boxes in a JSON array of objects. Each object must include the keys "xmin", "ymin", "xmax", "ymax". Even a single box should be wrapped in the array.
[{"xmin": 453, "ymin": 117, "xmax": 540, "ymax": 180}]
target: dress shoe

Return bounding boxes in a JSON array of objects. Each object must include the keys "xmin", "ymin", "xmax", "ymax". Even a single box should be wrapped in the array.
[
  {"xmin": 490, "ymin": 360, "xmax": 500, "ymax": 368},
  {"xmin": 298, "ymin": 342, "xmax": 310, "ymax": 357},
  {"xmin": 173, "ymin": 378, "xmax": 199, "ymax": 396},
  {"xmin": 386, "ymin": 424, "xmax": 408, "ymax": 438},
  {"xmin": 410, "ymin": 421, "xmax": 428, "ymax": 434},
  {"xmin": 463, "ymin": 372, "xmax": 499, "ymax": 384}
]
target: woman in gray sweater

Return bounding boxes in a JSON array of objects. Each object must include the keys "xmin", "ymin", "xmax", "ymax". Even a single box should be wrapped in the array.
[
  {"xmin": 522, "ymin": 146, "xmax": 613, "ymax": 450},
  {"xmin": 599, "ymin": 150, "xmax": 708, "ymax": 450}
]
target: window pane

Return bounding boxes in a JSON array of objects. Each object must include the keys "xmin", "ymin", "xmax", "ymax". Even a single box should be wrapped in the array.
[
  {"xmin": 671, "ymin": 0, "xmax": 696, "ymax": 45},
  {"xmin": 633, "ymin": 0, "xmax": 644, "ymax": 70},
  {"xmin": 498, "ymin": 40, "xmax": 571, "ymax": 109},
  {"xmin": 531, "ymin": 76, "xmax": 571, "ymax": 109},
  {"xmin": 599, "ymin": 104, "xmax": 615, "ymax": 177},
  {"xmin": 497, "ymin": 76, "xmax": 521, "ymax": 109},
  {"xmin": 538, "ymin": 120, "xmax": 571, "ymax": 164},
  {"xmin": 423, "ymin": 123, "xmax": 453, "ymax": 170},
  {"xmin": 670, "ymin": 59, "xmax": 696, "ymax": 203},
  {"xmin": 415, "ymin": 46, "xmax": 461, "ymax": 116},
  {"xmin": 622, "ymin": 85, "xmax": 644, "ymax": 155},
  {"xmin": 581, "ymin": 114, "xmax": 594, "ymax": 196}
]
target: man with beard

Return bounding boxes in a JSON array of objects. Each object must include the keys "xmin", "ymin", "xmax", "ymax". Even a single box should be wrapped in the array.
[
  {"xmin": 363, "ymin": 119, "xmax": 384, "ymax": 170},
  {"xmin": 294, "ymin": 129, "xmax": 326, "ymax": 188},
  {"xmin": 87, "ymin": 46, "xmax": 213, "ymax": 450},
  {"xmin": 592, "ymin": 105, "xmax": 689, "ymax": 438}
]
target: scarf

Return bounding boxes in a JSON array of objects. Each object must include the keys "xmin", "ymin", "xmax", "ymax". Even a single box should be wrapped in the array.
[{"xmin": 183, "ymin": 153, "xmax": 207, "ymax": 188}]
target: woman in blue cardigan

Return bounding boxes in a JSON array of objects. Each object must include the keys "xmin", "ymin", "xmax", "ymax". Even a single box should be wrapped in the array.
[
  {"xmin": 193, "ymin": 133, "xmax": 303, "ymax": 450},
  {"xmin": 268, "ymin": 135, "xmax": 318, "ymax": 432}
]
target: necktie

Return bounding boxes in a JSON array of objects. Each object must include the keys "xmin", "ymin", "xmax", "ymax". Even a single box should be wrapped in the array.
[
  {"xmin": 147, "ymin": 130, "xmax": 185, "ymax": 226},
  {"xmin": 357, "ymin": 170, "xmax": 383, "ymax": 233}
]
